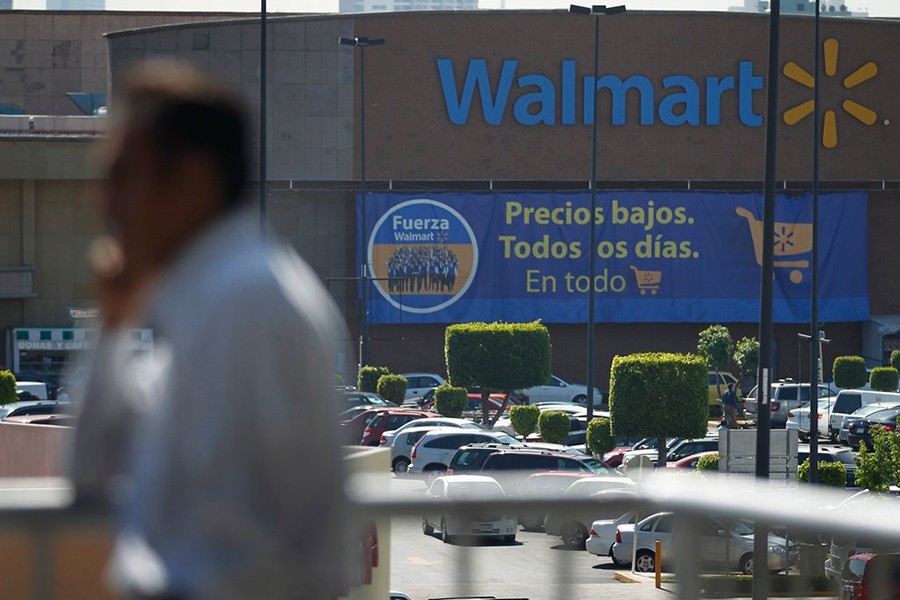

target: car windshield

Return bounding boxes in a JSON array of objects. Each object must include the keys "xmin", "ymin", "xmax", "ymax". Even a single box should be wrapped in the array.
[
  {"xmin": 493, "ymin": 433, "xmax": 518, "ymax": 444},
  {"xmin": 581, "ymin": 458, "xmax": 617, "ymax": 475},
  {"xmin": 732, "ymin": 520, "xmax": 754, "ymax": 536}
]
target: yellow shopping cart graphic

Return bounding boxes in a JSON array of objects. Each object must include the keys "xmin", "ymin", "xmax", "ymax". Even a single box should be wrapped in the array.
[
  {"xmin": 735, "ymin": 207, "xmax": 811, "ymax": 285},
  {"xmin": 630, "ymin": 265, "xmax": 662, "ymax": 295}
]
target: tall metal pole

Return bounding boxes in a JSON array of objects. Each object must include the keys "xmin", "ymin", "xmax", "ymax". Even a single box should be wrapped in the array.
[
  {"xmin": 808, "ymin": 0, "xmax": 822, "ymax": 485},
  {"xmin": 754, "ymin": 0, "xmax": 780, "ymax": 598},
  {"xmin": 359, "ymin": 43, "xmax": 369, "ymax": 371},
  {"xmin": 585, "ymin": 13, "xmax": 599, "ymax": 422},
  {"xmin": 259, "ymin": 0, "xmax": 267, "ymax": 237}
]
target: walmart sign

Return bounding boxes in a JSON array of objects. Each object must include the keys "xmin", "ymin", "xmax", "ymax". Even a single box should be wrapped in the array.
[{"xmin": 437, "ymin": 59, "xmax": 765, "ymax": 127}]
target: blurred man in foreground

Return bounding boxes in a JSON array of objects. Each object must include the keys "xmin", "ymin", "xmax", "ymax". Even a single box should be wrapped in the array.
[{"xmin": 70, "ymin": 61, "xmax": 348, "ymax": 600}]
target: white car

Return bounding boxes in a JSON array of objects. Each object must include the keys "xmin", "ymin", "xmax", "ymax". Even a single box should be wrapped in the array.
[
  {"xmin": 493, "ymin": 404, "xmax": 592, "ymax": 436},
  {"xmin": 389, "ymin": 424, "xmax": 482, "ymax": 475},
  {"xmin": 408, "ymin": 429, "xmax": 518, "ymax": 482},
  {"xmin": 399, "ymin": 372, "xmax": 445, "ymax": 401},
  {"xmin": 524, "ymin": 375, "xmax": 603, "ymax": 406},
  {"xmin": 828, "ymin": 389, "xmax": 900, "ymax": 442},
  {"xmin": 422, "ymin": 474, "xmax": 517, "ymax": 544},
  {"xmin": 786, "ymin": 397, "xmax": 836, "ymax": 441},
  {"xmin": 380, "ymin": 416, "xmax": 482, "ymax": 447},
  {"xmin": 585, "ymin": 512, "xmax": 636, "ymax": 565}
]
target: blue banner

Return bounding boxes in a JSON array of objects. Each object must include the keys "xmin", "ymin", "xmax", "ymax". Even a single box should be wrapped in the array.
[{"xmin": 358, "ymin": 192, "xmax": 868, "ymax": 324}]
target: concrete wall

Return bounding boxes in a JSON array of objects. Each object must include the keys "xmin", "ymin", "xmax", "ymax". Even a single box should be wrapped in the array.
[{"xmin": 0, "ymin": 423, "xmax": 71, "ymax": 477}]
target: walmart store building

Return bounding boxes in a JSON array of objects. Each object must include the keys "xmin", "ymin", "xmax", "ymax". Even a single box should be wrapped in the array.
[{"xmin": 0, "ymin": 9, "xmax": 898, "ymax": 387}]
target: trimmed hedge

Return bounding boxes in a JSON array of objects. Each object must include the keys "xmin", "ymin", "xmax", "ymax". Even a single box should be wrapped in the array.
[
  {"xmin": 434, "ymin": 385, "xmax": 467, "ymax": 418},
  {"xmin": 376, "ymin": 374, "xmax": 407, "ymax": 405},
  {"xmin": 696, "ymin": 454, "xmax": 720, "ymax": 472},
  {"xmin": 855, "ymin": 428, "xmax": 900, "ymax": 492},
  {"xmin": 832, "ymin": 356, "xmax": 868, "ymax": 389},
  {"xmin": 0, "ymin": 370, "xmax": 15, "ymax": 406},
  {"xmin": 609, "ymin": 352, "xmax": 708, "ymax": 440},
  {"xmin": 892, "ymin": 350, "xmax": 900, "ymax": 373},
  {"xmin": 869, "ymin": 367, "xmax": 899, "ymax": 392},
  {"xmin": 586, "ymin": 417, "xmax": 616, "ymax": 456},
  {"xmin": 358, "ymin": 366, "xmax": 390, "ymax": 393},
  {"xmin": 538, "ymin": 410, "xmax": 570, "ymax": 444},
  {"xmin": 445, "ymin": 321, "xmax": 551, "ymax": 391},
  {"xmin": 797, "ymin": 458, "xmax": 846, "ymax": 487},
  {"xmin": 509, "ymin": 405, "xmax": 540, "ymax": 438}
]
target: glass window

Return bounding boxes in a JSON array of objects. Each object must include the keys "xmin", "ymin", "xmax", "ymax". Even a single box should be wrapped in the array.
[
  {"xmin": 833, "ymin": 393, "xmax": 861, "ymax": 414},
  {"xmin": 427, "ymin": 435, "xmax": 465, "ymax": 449},
  {"xmin": 654, "ymin": 515, "xmax": 673, "ymax": 533},
  {"xmin": 779, "ymin": 387, "xmax": 797, "ymax": 401}
]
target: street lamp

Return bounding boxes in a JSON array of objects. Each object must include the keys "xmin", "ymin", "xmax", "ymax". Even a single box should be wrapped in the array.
[
  {"xmin": 808, "ymin": 0, "xmax": 823, "ymax": 485},
  {"xmin": 569, "ymin": 4, "xmax": 625, "ymax": 421},
  {"xmin": 339, "ymin": 35, "xmax": 385, "ymax": 373}
]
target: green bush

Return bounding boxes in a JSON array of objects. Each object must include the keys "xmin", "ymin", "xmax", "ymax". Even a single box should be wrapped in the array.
[
  {"xmin": 892, "ymin": 350, "xmax": 900, "ymax": 373},
  {"xmin": 586, "ymin": 417, "xmax": 616, "ymax": 456},
  {"xmin": 832, "ymin": 356, "xmax": 868, "ymax": 389},
  {"xmin": 869, "ymin": 367, "xmax": 899, "ymax": 392},
  {"xmin": 0, "ymin": 370, "xmax": 16, "ymax": 406},
  {"xmin": 538, "ymin": 410, "xmax": 570, "ymax": 444},
  {"xmin": 696, "ymin": 454, "xmax": 720, "ymax": 472},
  {"xmin": 854, "ymin": 428, "xmax": 900, "ymax": 492},
  {"xmin": 358, "ymin": 365, "xmax": 390, "ymax": 393},
  {"xmin": 434, "ymin": 385, "xmax": 467, "ymax": 418},
  {"xmin": 797, "ymin": 458, "xmax": 846, "ymax": 487},
  {"xmin": 376, "ymin": 374, "xmax": 407, "ymax": 405},
  {"xmin": 509, "ymin": 405, "xmax": 540, "ymax": 438}
]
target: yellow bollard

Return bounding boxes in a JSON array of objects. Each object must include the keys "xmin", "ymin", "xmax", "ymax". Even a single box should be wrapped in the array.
[{"xmin": 655, "ymin": 539, "xmax": 662, "ymax": 588}]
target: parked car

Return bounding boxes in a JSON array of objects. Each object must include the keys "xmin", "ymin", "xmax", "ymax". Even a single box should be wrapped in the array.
[
  {"xmin": 360, "ymin": 409, "xmax": 438, "ymax": 446},
  {"xmin": 707, "ymin": 371, "xmax": 739, "ymax": 412},
  {"xmin": 620, "ymin": 437, "xmax": 718, "ymax": 468},
  {"xmin": 796, "ymin": 444, "xmax": 858, "ymax": 486},
  {"xmin": 408, "ymin": 430, "xmax": 518, "ymax": 482},
  {"xmin": 340, "ymin": 406, "xmax": 395, "ymax": 443},
  {"xmin": 603, "ymin": 437, "xmax": 671, "ymax": 467},
  {"xmin": 824, "ymin": 490, "xmax": 900, "ymax": 585},
  {"xmin": 493, "ymin": 404, "xmax": 591, "ymax": 436},
  {"xmin": 478, "ymin": 448, "xmax": 619, "ymax": 496},
  {"xmin": 390, "ymin": 424, "xmax": 483, "ymax": 475},
  {"xmin": 744, "ymin": 380, "xmax": 836, "ymax": 428},
  {"xmin": 667, "ymin": 450, "xmax": 718, "ymax": 470},
  {"xmin": 516, "ymin": 471, "xmax": 599, "ymax": 531},
  {"xmin": 840, "ymin": 552, "xmax": 900, "ymax": 600},
  {"xmin": 837, "ymin": 402, "xmax": 900, "ymax": 445},
  {"xmin": 828, "ymin": 390, "xmax": 900, "ymax": 442},
  {"xmin": 422, "ymin": 475, "xmax": 517, "ymax": 544},
  {"xmin": 585, "ymin": 512, "xmax": 637, "ymax": 565},
  {"xmin": 523, "ymin": 375, "xmax": 603, "ymax": 407},
  {"xmin": 381, "ymin": 417, "xmax": 483, "ymax": 448},
  {"xmin": 447, "ymin": 442, "xmax": 586, "ymax": 479},
  {"xmin": 3, "ymin": 413, "xmax": 76, "ymax": 426},
  {"xmin": 612, "ymin": 512, "xmax": 798, "ymax": 574},
  {"xmin": 399, "ymin": 372, "xmax": 446, "ymax": 401},
  {"xmin": 786, "ymin": 396, "xmax": 836, "ymax": 441},
  {"xmin": 340, "ymin": 389, "xmax": 396, "ymax": 412},
  {"xmin": 0, "ymin": 400, "xmax": 72, "ymax": 420},
  {"xmin": 543, "ymin": 480, "xmax": 636, "ymax": 548},
  {"xmin": 15, "ymin": 381, "xmax": 50, "ymax": 400},
  {"xmin": 846, "ymin": 407, "xmax": 900, "ymax": 451}
]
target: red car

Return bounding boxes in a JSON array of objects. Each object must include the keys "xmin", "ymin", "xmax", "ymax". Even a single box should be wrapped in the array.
[
  {"xmin": 340, "ymin": 407, "xmax": 396, "ymax": 444},
  {"xmin": 359, "ymin": 409, "xmax": 438, "ymax": 446},
  {"xmin": 841, "ymin": 553, "xmax": 900, "ymax": 600},
  {"xmin": 421, "ymin": 392, "xmax": 515, "ymax": 414}
]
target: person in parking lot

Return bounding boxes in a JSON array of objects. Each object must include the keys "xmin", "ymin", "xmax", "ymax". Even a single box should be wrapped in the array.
[
  {"xmin": 69, "ymin": 61, "xmax": 348, "ymax": 600},
  {"xmin": 722, "ymin": 382, "xmax": 739, "ymax": 429}
]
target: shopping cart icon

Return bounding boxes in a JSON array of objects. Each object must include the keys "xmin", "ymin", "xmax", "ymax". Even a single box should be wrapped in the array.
[
  {"xmin": 630, "ymin": 265, "xmax": 662, "ymax": 295},
  {"xmin": 735, "ymin": 207, "xmax": 811, "ymax": 284}
]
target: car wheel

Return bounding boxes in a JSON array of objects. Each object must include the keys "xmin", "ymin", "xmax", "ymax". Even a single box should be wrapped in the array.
[
  {"xmin": 740, "ymin": 553, "xmax": 754, "ymax": 575},
  {"xmin": 422, "ymin": 518, "xmax": 434, "ymax": 536},
  {"xmin": 440, "ymin": 518, "xmax": 452, "ymax": 544},
  {"xmin": 503, "ymin": 534, "xmax": 516, "ymax": 544},
  {"xmin": 392, "ymin": 457, "xmax": 411, "ymax": 475},
  {"xmin": 561, "ymin": 522, "xmax": 588, "ymax": 549},
  {"xmin": 634, "ymin": 550, "xmax": 656, "ymax": 573},
  {"xmin": 521, "ymin": 514, "xmax": 544, "ymax": 532},
  {"xmin": 572, "ymin": 394, "xmax": 587, "ymax": 405},
  {"xmin": 799, "ymin": 432, "xmax": 809, "ymax": 443},
  {"xmin": 610, "ymin": 545, "xmax": 629, "ymax": 567},
  {"xmin": 425, "ymin": 465, "xmax": 446, "ymax": 485}
]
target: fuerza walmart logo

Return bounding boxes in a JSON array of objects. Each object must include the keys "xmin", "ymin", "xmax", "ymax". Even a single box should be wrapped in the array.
[{"xmin": 782, "ymin": 38, "xmax": 879, "ymax": 149}]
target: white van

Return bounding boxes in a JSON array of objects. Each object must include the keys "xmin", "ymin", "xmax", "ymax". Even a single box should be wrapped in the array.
[
  {"xmin": 15, "ymin": 381, "xmax": 49, "ymax": 400},
  {"xmin": 827, "ymin": 389, "xmax": 900, "ymax": 442}
]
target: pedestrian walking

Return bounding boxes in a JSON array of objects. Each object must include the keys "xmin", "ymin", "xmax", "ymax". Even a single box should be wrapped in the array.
[{"xmin": 722, "ymin": 382, "xmax": 739, "ymax": 429}]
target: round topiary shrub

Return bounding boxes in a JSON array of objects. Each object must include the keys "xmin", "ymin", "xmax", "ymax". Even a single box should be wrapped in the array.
[
  {"xmin": 358, "ymin": 366, "xmax": 390, "ymax": 393},
  {"xmin": 0, "ymin": 370, "xmax": 16, "ymax": 406},
  {"xmin": 696, "ymin": 454, "xmax": 720, "ymax": 472},
  {"xmin": 434, "ymin": 385, "xmax": 467, "ymax": 418},
  {"xmin": 892, "ymin": 350, "xmax": 900, "ymax": 373},
  {"xmin": 376, "ymin": 374, "xmax": 407, "ymax": 405},
  {"xmin": 832, "ymin": 356, "xmax": 868, "ymax": 389},
  {"xmin": 538, "ymin": 410, "xmax": 570, "ymax": 445},
  {"xmin": 586, "ymin": 417, "xmax": 616, "ymax": 456},
  {"xmin": 509, "ymin": 405, "xmax": 540, "ymax": 438},
  {"xmin": 797, "ymin": 458, "xmax": 846, "ymax": 487},
  {"xmin": 869, "ymin": 367, "xmax": 899, "ymax": 393}
]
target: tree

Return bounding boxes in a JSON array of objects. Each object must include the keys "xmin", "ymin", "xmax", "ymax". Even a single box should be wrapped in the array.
[
  {"xmin": 538, "ymin": 411, "xmax": 569, "ymax": 445},
  {"xmin": 358, "ymin": 366, "xmax": 390, "ymax": 393},
  {"xmin": 854, "ymin": 429, "xmax": 900, "ymax": 492},
  {"xmin": 376, "ymin": 374, "xmax": 407, "ymax": 405},
  {"xmin": 733, "ymin": 336, "xmax": 759, "ymax": 395},
  {"xmin": 509, "ymin": 405, "xmax": 540, "ymax": 439},
  {"xmin": 586, "ymin": 417, "xmax": 616, "ymax": 457},
  {"xmin": 610, "ymin": 352, "xmax": 708, "ymax": 468},
  {"xmin": 434, "ymin": 385, "xmax": 467, "ymax": 418},
  {"xmin": 445, "ymin": 321, "xmax": 551, "ymax": 428},
  {"xmin": 698, "ymin": 325, "xmax": 734, "ymax": 401},
  {"xmin": 833, "ymin": 356, "xmax": 868, "ymax": 389},
  {"xmin": 892, "ymin": 350, "xmax": 900, "ymax": 373},
  {"xmin": 0, "ymin": 370, "xmax": 16, "ymax": 406},
  {"xmin": 869, "ymin": 367, "xmax": 899, "ymax": 392}
]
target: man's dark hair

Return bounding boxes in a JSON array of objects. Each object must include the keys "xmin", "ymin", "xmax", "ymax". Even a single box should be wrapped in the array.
[
  {"xmin": 727, "ymin": 383, "xmax": 734, "ymax": 390},
  {"xmin": 119, "ymin": 61, "xmax": 249, "ymax": 208}
]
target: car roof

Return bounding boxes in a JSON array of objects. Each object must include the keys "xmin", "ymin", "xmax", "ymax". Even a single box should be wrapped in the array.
[
  {"xmin": 422, "ymin": 429, "xmax": 504, "ymax": 439},
  {"xmin": 437, "ymin": 474, "xmax": 501, "ymax": 484}
]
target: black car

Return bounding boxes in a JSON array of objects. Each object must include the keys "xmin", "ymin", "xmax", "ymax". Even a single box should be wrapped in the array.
[
  {"xmin": 797, "ymin": 443, "xmax": 858, "ymax": 487},
  {"xmin": 847, "ymin": 408, "xmax": 900, "ymax": 452}
]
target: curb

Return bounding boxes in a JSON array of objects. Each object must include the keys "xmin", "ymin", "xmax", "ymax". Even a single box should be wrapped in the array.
[{"xmin": 613, "ymin": 571, "xmax": 643, "ymax": 584}]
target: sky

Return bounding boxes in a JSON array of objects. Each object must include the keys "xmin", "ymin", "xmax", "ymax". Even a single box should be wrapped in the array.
[{"xmin": 13, "ymin": 0, "xmax": 900, "ymax": 16}]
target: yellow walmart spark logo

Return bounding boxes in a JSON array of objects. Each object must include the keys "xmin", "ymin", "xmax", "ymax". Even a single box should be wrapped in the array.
[{"xmin": 782, "ymin": 38, "xmax": 878, "ymax": 148}]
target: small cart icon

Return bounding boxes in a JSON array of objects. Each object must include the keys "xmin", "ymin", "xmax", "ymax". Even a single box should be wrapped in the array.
[
  {"xmin": 630, "ymin": 265, "xmax": 662, "ymax": 295},
  {"xmin": 735, "ymin": 207, "xmax": 811, "ymax": 284}
]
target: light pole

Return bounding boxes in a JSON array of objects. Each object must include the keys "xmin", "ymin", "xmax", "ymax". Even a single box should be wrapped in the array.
[
  {"xmin": 259, "ymin": 0, "xmax": 267, "ymax": 237},
  {"xmin": 808, "ymin": 0, "xmax": 822, "ymax": 484},
  {"xmin": 339, "ymin": 35, "xmax": 385, "ymax": 373},
  {"xmin": 569, "ymin": 4, "xmax": 625, "ymax": 421}
]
